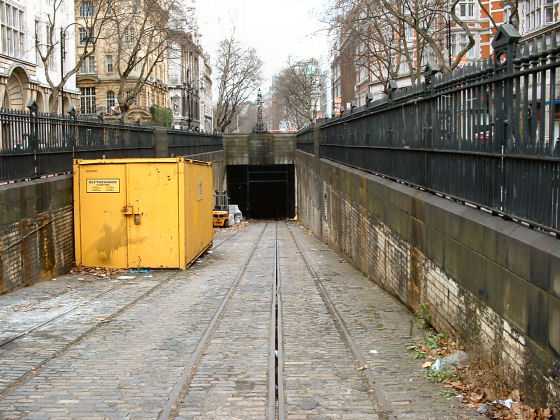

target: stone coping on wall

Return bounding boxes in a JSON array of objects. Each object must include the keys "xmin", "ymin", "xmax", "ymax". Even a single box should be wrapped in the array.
[{"xmin": 296, "ymin": 150, "xmax": 559, "ymax": 411}]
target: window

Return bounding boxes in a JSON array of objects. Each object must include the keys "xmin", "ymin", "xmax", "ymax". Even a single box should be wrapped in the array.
[
  {"xmin": 106, "ymin": 55, "xmax": 113, "ymax": 73},
  {"xmin": 0, "ymin": 1, "xmax": 25, "ymax": 59},
  {"xmin": 126, "ymin": 91, "xmax": 139, "ymax": 105},
  {"xmin": 124, "ymin": 27, "xmax": 136, "ymax": 43},
  {"xmin": 525, "ymin": 0, "xmax": 556, "ymax": 31},
  {"xmin": 46, "ymin": 25, "xmax": 54, "ymax": 70},
  {"xmin": 35, "ymin": 20, "xmax": 41, "ymax": 66},
  {"xmin": 80, "ymin": 87, "xmax": 96, "ymax": 114},
  {"xmin": 88, "ymin": 56, "xmax": 96, "ymax": 73},
  {"xmin": 79, "ymin": 28, "xmax": 88, "ymax": 45},
  {"xmin": 79, "ymin": 56, "xmax": 96, "ymax": 74},
  {"xmin": 457, "ymin": 0, "xmax": 475, "ymax": 18},
  {"xmin": 106, "ymin": 90, "xmax": 116, "ymax": 113},
  {"xmin": 79, "ymin": 2, "xmax": 94, "ymax": 17}
]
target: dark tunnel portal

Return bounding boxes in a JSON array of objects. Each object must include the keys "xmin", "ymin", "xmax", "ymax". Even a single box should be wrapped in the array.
[{"xmin": 226, "ymin": 164, "xmax": 295, "ymax": 219}]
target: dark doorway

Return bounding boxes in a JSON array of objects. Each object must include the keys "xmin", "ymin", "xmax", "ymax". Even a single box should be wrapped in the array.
[{"xmin": 226, "ymin": 164, "xmax": 295, "ymax": 219}]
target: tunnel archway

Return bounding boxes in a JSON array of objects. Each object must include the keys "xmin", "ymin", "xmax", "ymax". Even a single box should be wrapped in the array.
[{"xmin": 226, "ymin": 164, "xmax": 295, "ymax": 219}]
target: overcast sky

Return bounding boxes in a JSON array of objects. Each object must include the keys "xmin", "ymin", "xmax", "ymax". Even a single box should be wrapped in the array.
[{"xmin": 195, "ymin": 0, "xmax": 330, "ymax": 95}]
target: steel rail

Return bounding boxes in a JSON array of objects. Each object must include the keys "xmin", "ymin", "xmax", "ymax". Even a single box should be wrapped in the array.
[
  {"xmin": 0, "ymin": 271, "xmax": 181, "ymax": 399},
  {"xmin": 268, "ymin": 222, "xmax": 286, "ymax": 420},
  {"xmin": 285, "ymin": 221, "xmax": 395, "ymax": 420},
  {"xmin": 158, "ymin": 222, "xmax": 269, "ymax": 420}
]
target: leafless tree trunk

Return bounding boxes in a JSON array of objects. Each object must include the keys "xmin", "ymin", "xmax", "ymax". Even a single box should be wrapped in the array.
[
  {"xmin": 36, "ymin": 0, "xmax": 111, "ymax": 113},
  {"xmin": 214, "ymin": 35, "xmax": 263, "ymax": 133},
  {"xmin": 273, "ymin": 58, "xmax": 326, "ymax": 130},
  {"xmin": 323, "ymin": 0, "xmax": 495, "ymax": 90},
  {"xmin": 103, "ymin": 0, "xmax": 183, "ymax": 120}
]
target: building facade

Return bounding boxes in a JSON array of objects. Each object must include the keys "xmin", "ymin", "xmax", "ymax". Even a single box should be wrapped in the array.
[
  {"xmin": 0, "ymin": 0, "xmax": 79, "ymax": 113},
  {"xmin": 168, "ymin": 33, "xmax": 201, "ymax": 129},
  {"xmin": 168, "ymin": 0, "xmax": 213, "ymax": 131},
  {"xmin": 332, "ymin": 0, "xmax": 560, "ymax": 109},
  {"xmin": 74, "ymin": 0, "xmax": 168, "ymax": 122}
]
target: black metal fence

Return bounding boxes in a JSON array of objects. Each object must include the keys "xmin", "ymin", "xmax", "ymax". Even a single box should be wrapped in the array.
[
  {"xmin": 0, "ymin": 107, "xmax": 223, "ymax": 182},
  {"xmin": 298, "ymin": 27, "xmax": 560, "ymax": 234},
  {"xmin": 167, "ymin": 129, "xmax": 223, "ymax": 156},
  {"xmin": 296, "ymin": 128, "xmax": 314, "ymax": 154}
]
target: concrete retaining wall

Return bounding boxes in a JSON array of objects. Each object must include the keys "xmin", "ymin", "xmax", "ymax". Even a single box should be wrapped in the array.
[
  {"xmin": 0, "ymin": 150, "xmax": 225, "ymax": 295},
  {"xmin": 0, "ymin": 175, "xmax": 74, "ymax": 294},
  {"xmin": 296, "ymin": 150, "xmax": 560, "ymax": 412},
  {"xmin": 224, "ymin": 134, "xmax": 296, "ymax": 165}
]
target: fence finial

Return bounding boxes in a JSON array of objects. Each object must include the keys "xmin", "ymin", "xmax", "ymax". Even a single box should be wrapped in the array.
[
  {"xmin": 26, "ymin": 100, "xmax": 38, "ymax": 116},
  {"xmin": 387, "ymin": 80, "xmax": 399, "ymax": 99},
  {"xmin": 492, "ymin": 24, "xmax": 521, "ymax": 70},
  {"xmin": 423, "ymin": 62, "xmax": 440, "ymax": 86}
]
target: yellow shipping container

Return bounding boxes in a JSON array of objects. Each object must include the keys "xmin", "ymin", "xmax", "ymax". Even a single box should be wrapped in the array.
[{"xmin": 73, "ymin": 157, "xmax": 213, "ymax": 269}]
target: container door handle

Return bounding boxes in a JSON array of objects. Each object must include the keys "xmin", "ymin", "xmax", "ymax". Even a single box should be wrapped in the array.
[{"xmin": 122, "ymin": 206, "xmax": 133, "ymax": 215}]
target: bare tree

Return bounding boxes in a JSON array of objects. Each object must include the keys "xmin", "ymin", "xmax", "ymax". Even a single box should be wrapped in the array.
[
  {"xmin": 36, "ymin": 0, "xmax": 111, "ymax": 112},
  {"xmin": 214, "ymin": 35, "xmax": 263, "ymax": 133},
  {"xmin": 103, "ymin": 0, "xmax": 183, "ymax": 119},
  {"xmin": 273, "ymin": 58, "xmax": 326, "ymax": 130},
  {"xmin": 324, "ymin": 0, "xmax": 485, "ymax": 89}
]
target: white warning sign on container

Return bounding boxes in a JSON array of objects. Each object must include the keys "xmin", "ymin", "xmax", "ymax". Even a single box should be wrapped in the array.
[{"xmin": 86, "ymin": 179, "xmax": 120, "ymax": 193}]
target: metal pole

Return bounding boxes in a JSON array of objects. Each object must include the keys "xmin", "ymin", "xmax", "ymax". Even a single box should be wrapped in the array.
[
  {"xmin": 60, "ymin": 27, "xmax": 65, "ymax": 114},
  {"xmin": 447, "ymin": 15, "xmax": 451, "ymax": 66}
]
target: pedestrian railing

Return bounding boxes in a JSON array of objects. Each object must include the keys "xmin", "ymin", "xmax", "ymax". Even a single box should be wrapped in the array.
[
  {"xmin": 0, "ymin": 104, "xmax": 223, "ymax": 183},
  {"xmin": 298, "ymin": 25, "xmax": 560, "ymax": 234}
]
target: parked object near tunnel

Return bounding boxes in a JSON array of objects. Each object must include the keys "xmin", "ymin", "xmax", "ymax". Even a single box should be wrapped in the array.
[{"xmin": 73, "ymin": 157, "xmax": 213, "ymax": 269}]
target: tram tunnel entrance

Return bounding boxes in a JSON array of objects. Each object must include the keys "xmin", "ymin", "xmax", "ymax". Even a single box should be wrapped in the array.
[{"xmin": 226, "ymin": 164, "xmax": 295, "ymax": 219}]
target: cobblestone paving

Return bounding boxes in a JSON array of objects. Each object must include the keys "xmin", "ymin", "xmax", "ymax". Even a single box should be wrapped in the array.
[
  {"xmin": 176, "ymin": 223, "xmax": 276, "ymax": 419},
  {"xmin": 278, "ymin": 223, "xmax": 381, "ymax": 419},
  {"xmin": 0, "ymin": 221, "xmax": 480, "ymax": 419},
  {"xmin": 0, "ymin": 224, "xmax": 264, "ymax": 419},
  {"xmin": 286, "ymin": 222, "xmax": 478, "ymax": 420}
]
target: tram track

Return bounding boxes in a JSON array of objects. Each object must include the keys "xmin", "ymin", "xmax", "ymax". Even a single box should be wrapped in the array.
[
  {"xmin": 269, "ymin": 222, "xmax": 285, "ymax": 420},
  {"xmin": 285, "ymin": 221, "xmax": 395, "ymax": 420},
  {"xmin": 0, "ymin": 270, "xmax": 182, "ymax": 400},
  {"xmin": 158, "ymin": 222, "xmax": 269, "ymax": 420},
  {"xmin": 0, "ymin": 227, "xmax": 241, "ymax": 353},
  {"xmin": 0, "ymin": 222, "xmax": 260, "ymax": 408},
  {"xmin": 0, "ymin": 282, "xmax": 127, "ymax": 350}
]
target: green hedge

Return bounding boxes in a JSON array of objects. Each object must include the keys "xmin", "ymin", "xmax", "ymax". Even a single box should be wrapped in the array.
[{"xmin": 149, "ymin": 105, "xmax": 173, "ymax": 127}]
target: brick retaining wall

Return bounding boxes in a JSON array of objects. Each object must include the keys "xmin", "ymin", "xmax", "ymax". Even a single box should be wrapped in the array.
[{"xmin": 296, "ymin": 150, "xmax": 560, "ymax": 413}]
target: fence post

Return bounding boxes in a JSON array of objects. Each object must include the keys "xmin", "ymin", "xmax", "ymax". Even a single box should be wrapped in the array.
[
  {"xmin": 154, "ymin": 127, "xmax": 169, "ymax": 157},
  {"xmin": 26, "ymin": 101, "xmax": 39, "ymax": 176},
  {"xmin": 68, "ymin": 107, "xmax": 77, "ymax": 158},
  {"xmin": 492, "ymin": 24, "xmax": 521, "ymax": 152},
  {"xmin": 492, "ymin": 24, "xmax": 522, "ymax": 211},
  {"xmin": 423, "ymin": 63, "xmax": 440, "ymax": 187}
]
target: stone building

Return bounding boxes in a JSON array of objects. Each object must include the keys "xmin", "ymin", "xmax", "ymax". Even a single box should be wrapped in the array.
[
  {"xmin": 0, "ymin": 0, "xmax": 79, "ymax": 112},
  {"xmin": 168, "ymin": 0, "xmax": 213, "ymax": 131},
  {"xmin": 200, "ymin": 55, "xmax": 213, "ymax": 132},
  {"xmin": 74, "ymin": 0, "xmax": 168, "ymax": 121},
  {"xmin": 168, "ymin": 32, "xmax": 201, "ymax": 129}
]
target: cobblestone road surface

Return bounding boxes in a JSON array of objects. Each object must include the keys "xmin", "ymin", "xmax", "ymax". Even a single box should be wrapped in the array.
[{"xmin": 0, "ymin": 221, "xmax": 478, "ymax": 419}]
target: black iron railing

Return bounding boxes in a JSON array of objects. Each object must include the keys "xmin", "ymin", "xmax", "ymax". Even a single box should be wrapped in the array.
[
  {"xmin": 298, "ymin": 27, "xmax": 560, "ymax": 234},
  {"xmin": 296, "ymin": 127, "xmax": 314, "ymax": 154},
  {"xmin": 0, "ymin": 106, "xmax": 223, "ymax": 182},
  {"xmin": 167, "ymin": 129, "xmax": 223, "ymax": 156}
]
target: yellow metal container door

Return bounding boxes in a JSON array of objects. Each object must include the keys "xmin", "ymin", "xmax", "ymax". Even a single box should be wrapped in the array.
[
  {"xmin": 77, "ymin": 164, "xmax": 129, "ymax": 268},
  {"xmin": 184, "ymin": 162, "xmax": 214, "ymax": 266},
  {"xmin": 126, "ymin": 162, "xmax": 180, "ymax": 268}
]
